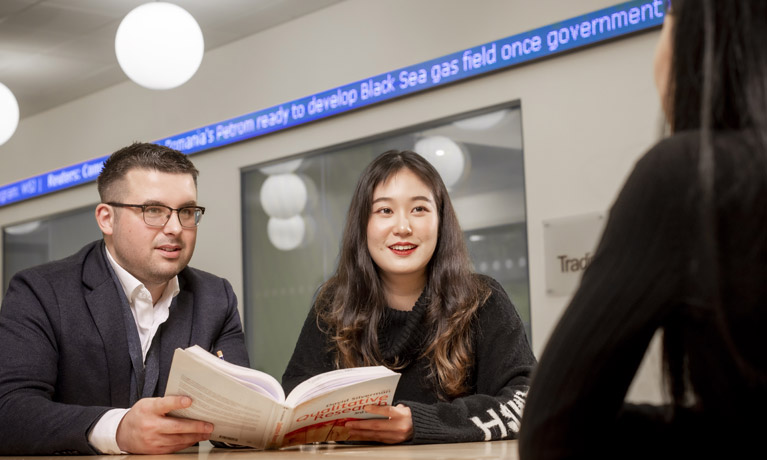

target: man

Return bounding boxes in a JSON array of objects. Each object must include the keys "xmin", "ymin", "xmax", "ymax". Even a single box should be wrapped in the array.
[{"xmin": 0, "ymin": 143, "xmax": 250, "ymax": 455}]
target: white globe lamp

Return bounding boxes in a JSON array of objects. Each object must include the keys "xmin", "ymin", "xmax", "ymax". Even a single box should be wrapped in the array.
[
  {"xmin": 414, "ymin": 135, "xmax": 467, "ymax": 188},
  {"xmin": 115, "ymin": 2, "xmax": 204, "ymax": 90},
  {"xmin": 267, "ymin": 216, "xmax": 307, "ymax": 251},
  {"xmin": 0, "ymin": 82, "xmax": 19, "ymax": 146},
  {"xmin": 259, "ymin": 173, "xmax": 309, "ymax": 219},
  {"xmin": 453, "ymin": 109, "xmax": 508, "ymax": 130},
  {"xmin": 4, "ymin": 220, "xmax": 41, "ymax": 235},
  {"xmin": 259, "ymin": 158, "xmax": 303, "ymax": 175}
]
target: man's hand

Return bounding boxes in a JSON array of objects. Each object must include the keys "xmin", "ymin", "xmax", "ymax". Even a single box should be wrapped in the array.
[
  {"xmin": 344, "ymin": 404, "xmax": 413, "ymax": 444},
  {"xmin": 116, "ymin": 396, "xmax": 214, "ymax": 454}
]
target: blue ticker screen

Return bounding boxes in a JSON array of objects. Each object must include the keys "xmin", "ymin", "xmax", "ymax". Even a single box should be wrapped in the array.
[{"xmin": 0, "ymin": 0, "xmax": 665, "ymax": 207}]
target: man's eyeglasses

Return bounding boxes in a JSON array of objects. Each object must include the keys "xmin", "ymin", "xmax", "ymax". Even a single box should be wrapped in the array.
[{"xmin": 106, "ymin": 203, "xmax": 205, "ymax": 228}]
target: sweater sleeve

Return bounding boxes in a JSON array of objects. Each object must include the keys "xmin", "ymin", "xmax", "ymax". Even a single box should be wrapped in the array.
[
  {"xmin": 518, "ymin": 137, "xmax": 695, "ymax": 460},
  {"xmin": 402, "ymin": 278, "xmax": 537, "ymax": 444}
]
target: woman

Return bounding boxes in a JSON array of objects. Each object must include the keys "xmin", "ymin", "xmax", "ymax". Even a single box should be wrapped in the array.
[
  {"xmin": 520, "ymin": 1, "xmax": 767, "ymax": 458},
  {"xmin": 282, "ymin": 150, "xmax": 535, "ymax": 444}
]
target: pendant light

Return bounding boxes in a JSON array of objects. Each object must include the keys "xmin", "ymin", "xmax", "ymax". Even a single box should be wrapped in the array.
[
  {"xmin": 0, "ymin": 82, "xmax": 19, "ymax": 146},
  {"xmin": 115, "ymin": 2, "xmax": 204, "ymax": 90}
]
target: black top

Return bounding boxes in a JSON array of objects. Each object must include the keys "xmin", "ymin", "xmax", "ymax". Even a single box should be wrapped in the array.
[
  {"xmin": 519, "ymin": 131, "xmax": 767, "ymax": 459},
  {"xmin": 282, "ymin": 275, "xmax": 536, "ymax": 444}
]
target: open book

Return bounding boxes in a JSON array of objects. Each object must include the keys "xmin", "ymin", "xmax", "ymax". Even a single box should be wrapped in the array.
[{"xmin": 164, "ymin": 346, "xmax": 401, "ymax": 449}]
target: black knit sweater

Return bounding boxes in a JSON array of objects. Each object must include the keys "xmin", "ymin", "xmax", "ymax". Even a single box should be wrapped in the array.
[
  {"xmin": 282, "ymin": 276, "xmax": 536, "ymax": 444},
  {"xmin": 519, "ymin": 131, "xmax": 767, "ymax": 459}
]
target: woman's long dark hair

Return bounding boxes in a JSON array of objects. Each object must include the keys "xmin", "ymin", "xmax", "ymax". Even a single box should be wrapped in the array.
[
  {"xmin": 664, "ymin": 0, "xmax": 767, "ymax": 404},
  {"xmin": 315, "ymin": 150, "xmax": 489, "ymax": 398}
]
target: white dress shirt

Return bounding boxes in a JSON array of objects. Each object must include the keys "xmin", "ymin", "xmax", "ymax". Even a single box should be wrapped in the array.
[{"xmin": 87, "ymin": 246, "xmax": 179, "ymax": 454}]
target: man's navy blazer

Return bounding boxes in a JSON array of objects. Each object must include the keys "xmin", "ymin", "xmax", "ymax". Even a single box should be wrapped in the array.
[{"xmin": 0, "ymin": 240, "xmax": 250, "ymax": 455}]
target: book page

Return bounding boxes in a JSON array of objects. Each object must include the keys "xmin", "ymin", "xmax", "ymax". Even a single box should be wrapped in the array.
[
  {"xmin": 277, "ymin": 373, "xmax": 400, "ymax": 448},
  {"xmin": 285, "ymin": 366, "xmax": 396, "ymax": 406},
  {"xmin": 183, "ymin": 345, "xmax": 284, "ymax": 401},
  {"xmin": 165, "ymin": 348, "xmax": 285, "ymax": 448}
]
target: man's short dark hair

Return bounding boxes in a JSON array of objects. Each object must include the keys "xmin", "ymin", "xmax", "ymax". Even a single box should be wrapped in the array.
[{"xmin": 97, "ymin": 142, "xmax": 199, "ymax": 202}]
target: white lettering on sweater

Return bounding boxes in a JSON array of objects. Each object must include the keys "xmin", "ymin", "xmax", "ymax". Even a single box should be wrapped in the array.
[{"xmin": 470, "ymin": 390, "xmax": 527, "ymax": 441}]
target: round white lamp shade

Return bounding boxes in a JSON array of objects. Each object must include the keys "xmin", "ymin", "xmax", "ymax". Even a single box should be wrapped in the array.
[
  {"xmin": 259, "ymin": 158, "xmax": 303, "ymax": 175},
  {"xmin": 115, "ymin": 2, "xmax": 204, "ymax": 90},
  {"xmin": 267, "ymin": 215, "xmax": 307, "ymax": 251},
  {"xmin": 259, "ymin": 173, "xmax": 309, "ymax": 219},
  {"xmin": 4, "ymin": 220, "xmax": 41, "ymax": 236},
  {"xmin": 453, "ymin": 109, "xmax": 508, "ymax": 130},
  {"xmin": 414, "ymin": 135, "xmax": 466, "ymax": 188},
  {"xmin": 0, "ymin": 82, "xmax": 20, "ymax": 146}
]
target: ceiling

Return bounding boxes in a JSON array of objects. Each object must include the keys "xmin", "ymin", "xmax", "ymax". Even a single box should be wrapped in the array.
[{"xmin": 0, "ymin": 0, "xmax": 344, "ymax": 119}]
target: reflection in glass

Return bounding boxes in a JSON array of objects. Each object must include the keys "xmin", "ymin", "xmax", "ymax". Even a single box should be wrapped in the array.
[
  {"xmin": 242, "ymin": 106, "xmax": 529, "ymax": 378},
  {"xmin": 3, "ymin": 205, "xmax": 101, "ymax": 294}
]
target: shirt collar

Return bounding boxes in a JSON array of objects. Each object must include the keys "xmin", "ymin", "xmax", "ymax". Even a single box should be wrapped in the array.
[{"xmin": 104, "ymin": 245, "xmax": 180, "ymax": 304}]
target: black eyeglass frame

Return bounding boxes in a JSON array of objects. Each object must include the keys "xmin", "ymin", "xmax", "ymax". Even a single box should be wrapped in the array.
[{"xmin": 105, "ymin": 202, "xmax": 206, "ymax": 228}]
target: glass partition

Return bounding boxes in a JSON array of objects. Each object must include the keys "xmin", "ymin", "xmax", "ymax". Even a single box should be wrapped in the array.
[
  {"xmin": 2, "ymin": 204, "xmax": 101, "ymax": 295},
  {"xmin": 242, "ymin": 104, "xmax": 529, "ymax": 377}
]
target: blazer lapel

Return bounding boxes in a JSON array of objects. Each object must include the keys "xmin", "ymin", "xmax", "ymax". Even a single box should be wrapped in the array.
[
  {"xmin": 157, "ymin": 282, "xmax": 193, "ymax": 394},
  {"xmin": 82, "ymin": 242, "xmax": 133, "ymax": 408}
]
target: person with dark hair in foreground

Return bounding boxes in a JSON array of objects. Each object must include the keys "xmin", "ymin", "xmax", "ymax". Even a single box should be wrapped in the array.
[
  {"xmin": 0, "ymin": 143, "xmax": 249, "ymax": 455},
  {"xmin": 282, "ymin": 150, "xmax": 535, "ymax": 445},
  {"xmin": 520, "ymin": 1, "xmax": 767, "ymax": 458}
]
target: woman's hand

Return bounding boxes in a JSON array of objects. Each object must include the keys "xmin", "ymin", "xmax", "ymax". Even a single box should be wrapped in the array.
[{"xmin": 343, "ymin": 404, "xmax": 413, "ymax": 444}]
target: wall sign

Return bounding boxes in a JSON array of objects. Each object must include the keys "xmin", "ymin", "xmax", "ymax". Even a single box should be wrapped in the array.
[
  {"xmin": 0, "ymin": 0, "xmax": 665, "ymax": 208},
  {"xmin": 543, "ymin": 212, "xmax": 606, "ymax": 296}
]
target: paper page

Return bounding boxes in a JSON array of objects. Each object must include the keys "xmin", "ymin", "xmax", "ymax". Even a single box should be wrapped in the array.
[
  {"xmin": 278, "ymin": 373, "xmax": 401, "ymax": 448},
  {"xmin": 184, "ymin": 345, "xmax": 285, "ymax": 402},
  {"xmin": 285, "ymin": 366, "xmax": 396, "ymax": 406},
  {"xmin": 165, "ymin": 348, "xmax": 285, "ymax": 448}
]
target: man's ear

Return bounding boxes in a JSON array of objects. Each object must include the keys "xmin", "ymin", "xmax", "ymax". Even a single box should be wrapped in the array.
[{"xmin": 95, "ymin": 203, "xmax": 115, "ymax": 235}]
